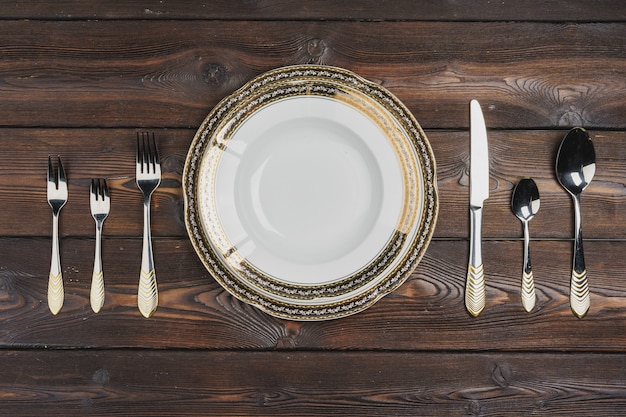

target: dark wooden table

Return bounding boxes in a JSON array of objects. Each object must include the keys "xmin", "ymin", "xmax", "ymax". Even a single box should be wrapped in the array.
[{"xmin": 1, "ymin": 2, "xmax": 626, "ymax": 415}]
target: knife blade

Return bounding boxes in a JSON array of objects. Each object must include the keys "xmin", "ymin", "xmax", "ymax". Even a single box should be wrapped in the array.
[{"xmin": 466, "ymin": 99, "xmax": 489, "ymax": 317}]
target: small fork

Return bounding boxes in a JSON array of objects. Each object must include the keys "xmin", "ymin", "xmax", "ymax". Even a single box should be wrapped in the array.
[
  {"xmin": 47, "ymin": 156, "xmax": 68, "ymax": 315},
  {"xmin": 90, "ymin": 178, "xmax": 110, "ymax": 313},
  {"xmin": 136, "ymin": 132, "xmax": 161, "ymax": 318}
]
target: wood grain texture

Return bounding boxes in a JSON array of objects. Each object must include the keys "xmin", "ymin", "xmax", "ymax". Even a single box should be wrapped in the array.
[
  {"xmin": 0, "ymin": 350, "xmax": 625, "ymax": 417},
  {"xmin": 0, "ymin": 4, "xmax": 625, "ymax": 415},
  {"xmin": 0, "ymin": 0, "xmax": 624, "ymax": 22},
  {"xmin": 0, "ymin": 21, "xmax": 624, "ymax": 128},
  {"xmin": 0, "ymin": 238, "xmax": 625, "ymax": 351}
]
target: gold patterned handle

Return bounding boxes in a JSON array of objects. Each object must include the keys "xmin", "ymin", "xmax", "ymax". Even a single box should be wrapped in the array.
[
  {"xmin": 570, "ymin": 269, "xmax": 589, "ymax": 318},
  {"xmin": 138, "ymin": 268, "xmax": 158, "ymax": 318},
  {"xmin": 521, "ymin": 270, "xmax": 536, "ymax": 312},
  {"xmin": 48, "ymin": 213, "xmax": 64, "ymax": 315},
  {"xmin": 90, "ymin": 223, "xmax": 105, "ymax": 313},
  {"xmin": 570, "ymin": 193, "xmax": 589, "ymax": 318},
  {"xmin": 520, "ymin": 222, "xmax": 536, "ymax": 313},
  {"xmin": 466, "ymin": 206, "xmax": 485, "ymax": 317},
  {"xmin": 90, "ymin": 271, "xmax": 105, "ymax": 313},
  {"xmin": 48, "ymin": 271, "xmax": 64, "ymax": 315},
  {"xmin": 466, "ymin": 263, "xmax": 485, "ymax": 317}
]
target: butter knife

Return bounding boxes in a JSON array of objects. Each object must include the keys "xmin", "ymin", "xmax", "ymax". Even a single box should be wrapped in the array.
[{"xmin": 466, "ymin": 100, "xmax": 490, "ymax": 317}]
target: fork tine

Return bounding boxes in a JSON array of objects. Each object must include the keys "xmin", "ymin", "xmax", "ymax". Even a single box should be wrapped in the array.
[
  {"xmin": 136, "ymin": 132, "xmax": 142, "ymax": 166},
  {"xmin": 103, "ymin": 177, "xmax": 110, "ymax": 198},
  {"xmin": 145, "ymin": 132, "xmax": 153, "ymax": 168},
  {"xmin": 149, "ymin": 132, "xmax": 159, "ymax": 166},
  {"xmin": 137, "ymin": 132, "xmax": 148, "ymax": 171},
  {"xmin": 47, "ymin": 155, "xmax": 55, "ymax": 184},
  {"xmin": 96, "ymin": 178, "xmax": 102, "ymax": 199},
  {"xmin": 57, "ymin": 156, "xmax": 66, "ymax": 184}
]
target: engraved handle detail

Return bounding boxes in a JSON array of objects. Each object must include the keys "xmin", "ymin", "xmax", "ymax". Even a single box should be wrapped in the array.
[
  {"xmin": 521, "ymin": 270, "xmax": 536, "ymax": 313},
  {"xmin": 138, "ymin": 268, "xmax": 158, "ymax": 318},
  {"xmin": 90, "ymin": 223, "xmax": 105, "ymax": 313},
  {"xmin": 48, "ymin": 213, "xmax": 64, "ymax": 315},
  {"xmin": 571, "ymin": 194, "xmax": 589, "ymax": 318},
  {"xmin": 466, "ymin": 206, "xmax": 485, "ymax": 317},
  {"xmin": 138, "ymin": 196, "xmax": 158, "ymax": 318},
  {"xmin": 48, "ymin": 271, "xmax": 64, "ymax": 315},
  {"xmin": 90, "ymin": 271, "xmax": 105, "ymax": 313},
  {"xmin": 466, "ymin": 263, "xmax": 485, "ymax": 317},
  {"xmin": 570, "ymin": 269, "xmax": 589, "ymax": 318},
  {"xmin": 521, "ymin": 221, "xmax": 536, "ymax": 312}
]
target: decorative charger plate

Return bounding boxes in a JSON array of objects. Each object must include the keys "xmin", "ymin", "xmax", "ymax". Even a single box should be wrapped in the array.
[{"xmin": 183, "ymin": 65, "xmax": 437, "ymax": 320}]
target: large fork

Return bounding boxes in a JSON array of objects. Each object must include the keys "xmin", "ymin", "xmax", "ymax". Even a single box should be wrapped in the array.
[
  {"xmin": 90, "ymin": 178, "xmax": 110, "ymax": 313},
  {"xmin": 47, "ymin": 156, "xmax": 68, "ymax": 315},
  {"xmin": 136, "ymin": 132, "xmax": 161, "ymax": 318}
]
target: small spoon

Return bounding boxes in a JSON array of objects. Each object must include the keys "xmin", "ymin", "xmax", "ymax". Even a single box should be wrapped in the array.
[
  {"xmin": 512, "ymin": 178, "xmax": 540, "ymax": 312},
  {"xmin": 555, "ymin": 127, "xmax": 596, "ymax": 318}
]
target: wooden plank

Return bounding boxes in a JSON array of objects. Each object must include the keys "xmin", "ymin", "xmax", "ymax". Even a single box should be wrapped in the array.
[
  {"xmin": 0, "ymin": 350, "xmax": 625, "ymax": 416},
  {"xmin": 1, "ymin": 238, "xmax": 625, "ymax": 351},
  {"xmin": 0, "ymin": 128, "xmax": 622, "ymax": 240},
  {"xmin": 0, "ymin": 0, "xmax": 624, "ymax": 22},
  {"xmin": 0, "ymin": 21, "xmax": 624, "ymax": 128}
]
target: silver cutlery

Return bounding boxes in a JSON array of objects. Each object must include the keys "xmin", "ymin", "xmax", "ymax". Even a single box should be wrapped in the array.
[
  {"xmin": 136, "ymin": 132, "xmax": 161, "ymax": 318},
  {"xmin": 556, "ymin": 127, "xmax": 596, "ymax": 318},
  {"xmin": 466, "ymin": 99, "xmax": 490, "ymax": 317},
  {"xmin": 511, "ymin": 178, "xmax": 540, "ymax": 312},
  {"xmin": 89, "ymin": 178, "xmax": 110, "ymax": 313},
  {"xmin": 47, "ymin": 156, "xmax": 68, "ymax": 315}
]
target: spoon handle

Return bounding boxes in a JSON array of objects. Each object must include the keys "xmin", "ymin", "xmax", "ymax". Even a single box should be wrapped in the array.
[
  {"xmin": 466, "ymin": 206, "xmax": 485, "ymax": 317},
  {"xmin": 571, "ymin": 194, "xmax": 590, "ymax": 318},
  {"xmin": 521, "ymin": 221, "xmax": 536, "ymax": 312}
]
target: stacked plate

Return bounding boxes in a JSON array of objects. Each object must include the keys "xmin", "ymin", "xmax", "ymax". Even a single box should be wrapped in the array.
[{"xmin": 183, "ymin": 65, "xmax": 437, "ymax": 320}]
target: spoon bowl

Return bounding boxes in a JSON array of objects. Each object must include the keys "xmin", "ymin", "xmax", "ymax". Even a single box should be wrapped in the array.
[
  {"xmin": 555, "ymin": 127, "xmax": 596, "ymax": 318},
  {"xmin": 512, "ymin": 178, "xmax": 540, "ymax": 312}
]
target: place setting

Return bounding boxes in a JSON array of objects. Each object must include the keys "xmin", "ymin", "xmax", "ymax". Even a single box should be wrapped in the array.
[{"xmin": 45, "ymin": 65, "xmax": 598, "ymax": 321}]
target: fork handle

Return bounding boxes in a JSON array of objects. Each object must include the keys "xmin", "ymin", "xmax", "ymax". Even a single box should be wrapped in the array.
[
  {"xmin": 138, "ymin": 196, "xmax": 158, "ymax": 318},
  {"xmin": 48, "ymin": 213, "xmax": 64, "ymax": 315},
  {"xmin": 90, "ymin": 223, "xmax": 105, "ymax": 313}
]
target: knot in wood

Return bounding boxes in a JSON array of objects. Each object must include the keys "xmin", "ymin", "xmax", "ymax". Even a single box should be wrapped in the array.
[
  {"xmin": 307, "ymin": 39, "xmax": 326, "ymax": 60},
  {"xmin": 467, "ymin": 400, "xmax": 484, "ymax": 416},
  {"xmin": 491, "ymin": 363, "xmax": 513, "ymax": 387},
  {"xmin": 203, "ymin": 64, "xmax": 228, "ymax": 86},
  {"xmin": 92, "ymin": 367, "xmax": 110, "ymax": 385},
  {"xmin": 275, "ymin": 336, "xmax": 296, "ymax": 348}
]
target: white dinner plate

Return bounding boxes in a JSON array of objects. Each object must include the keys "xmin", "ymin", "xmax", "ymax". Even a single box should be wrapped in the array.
[{"xmin": 184, "ymin": 65, "xmax": 437, "ymax": 320}]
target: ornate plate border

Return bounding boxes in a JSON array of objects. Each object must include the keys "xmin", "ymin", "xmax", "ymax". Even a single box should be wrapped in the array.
[{"xmin": 183, "ymin": 65, "xmax": 438, "ymax": 320}]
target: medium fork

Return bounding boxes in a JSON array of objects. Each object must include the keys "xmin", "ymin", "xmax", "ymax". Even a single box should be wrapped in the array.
[
  {"xmin": 136, "ymin": 132, "xmax": 161, "ymax": 318},
  {"xmin": 47, "ymin": 156, "xmax": 68, "ymax": 315},
  {"xmin": 90, "ymin": 178, "xmax": 110, "ymax": 313}
]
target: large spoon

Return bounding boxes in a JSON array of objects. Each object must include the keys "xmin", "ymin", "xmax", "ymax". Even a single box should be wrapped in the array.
[
  {"xmin": 555, "ymin": 127, "xmax": 596, "ymax": 318},
  {"xmin": 512, "ymin": 178, "xmax": 540, "ymax": 312}
]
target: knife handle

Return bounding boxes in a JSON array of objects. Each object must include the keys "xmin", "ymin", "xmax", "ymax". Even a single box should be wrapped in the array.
[{"xmin": 466, "ymin": 206, "xmax": 485, "ymax": 317}]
